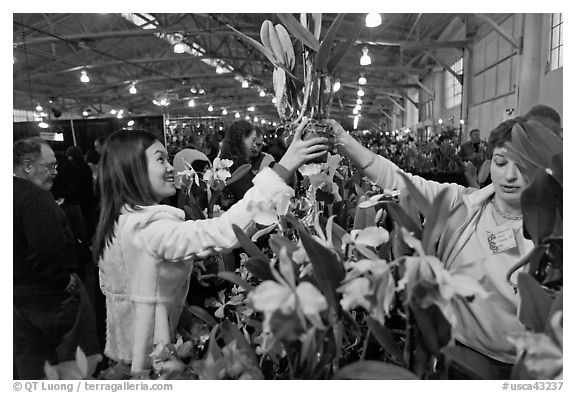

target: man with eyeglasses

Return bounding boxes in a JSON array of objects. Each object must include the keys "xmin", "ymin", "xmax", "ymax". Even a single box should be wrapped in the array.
[{"xmin": 13, "ymin": 137, "xmax": 100, "ymax": 379}]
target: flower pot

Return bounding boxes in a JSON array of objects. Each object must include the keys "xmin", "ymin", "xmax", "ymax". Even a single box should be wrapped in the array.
[{"xmin": 302, "ymin": 120, "xmax": 333, "ymax": 163}]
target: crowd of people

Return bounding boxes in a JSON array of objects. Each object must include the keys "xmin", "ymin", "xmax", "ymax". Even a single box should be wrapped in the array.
[{"xmin": 13, "ymin": 104, "xmax": 561, "ymax": 379}]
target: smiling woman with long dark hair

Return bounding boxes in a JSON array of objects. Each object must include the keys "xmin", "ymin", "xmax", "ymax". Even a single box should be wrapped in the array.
[{"xmin": 92, "ymin": 121, "xmax": 327, "ymax": 375}]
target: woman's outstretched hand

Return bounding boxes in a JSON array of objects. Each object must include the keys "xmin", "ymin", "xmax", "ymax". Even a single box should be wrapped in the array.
[{"xmin": 278, "ymin": 117, "xmax": 328, "ymax": 174}]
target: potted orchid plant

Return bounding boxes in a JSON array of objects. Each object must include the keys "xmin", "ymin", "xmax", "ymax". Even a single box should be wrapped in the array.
[{"xmin": 228, "ymin": 13, "xmax": 362, "ymax": 161}]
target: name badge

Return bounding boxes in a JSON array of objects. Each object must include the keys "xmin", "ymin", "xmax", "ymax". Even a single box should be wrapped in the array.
[{"xmin": 486, "ymin": 224, "xmax": 517, "ymax": 254}]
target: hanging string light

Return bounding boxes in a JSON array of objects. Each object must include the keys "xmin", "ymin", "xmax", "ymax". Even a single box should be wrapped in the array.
[
  {"xmin": 365, "ymin": 13, "xmax": 382, "ymax": 28},
  {"xmin": 235, "ymin": 112, "xmax": 240, "ymax": 119},
  {"xmin": 360, "ymin": 47, "xmax": 372, "ymax": 66},
  {"xmin": 358, "ymin": 74, "xmax": 367, "ymax": 85},
  {"xmin": 357, "ymin": 88, "xmax": 365, "ymax": 97},
  {"xmin": 259, "ymin": 90, "xmax": 266, "ymax": 97},
  {"xmin": 222, "ymin": 108, "xmax": 228, "ymax": 115},
  {"xmin": 356, "ymin": 98, "xmax": 363, "ymax": 105},
  {"xmin": 208, "ymin": 105, "xmax": 214, "ymax": 112},
  {"xmin": 242, "ymin": 80, "xmax": 249, "ymax": 88},
  {"xmin": 188, "ymin": 99, "xmax": 195, "ymax": 107}
]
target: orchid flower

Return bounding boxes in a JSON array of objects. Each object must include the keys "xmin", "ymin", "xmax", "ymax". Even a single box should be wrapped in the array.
[
  {"xmin": 206, "ymin": 289, "xmax": 245, "ymax": 319},
  {"xmin": 246, "ymin": 192, "xmax": 293, "ymax": 241},
  {"xmin": 175, "ymin": 157, "xmax": 200, "ymax": 190},
  {"xmin": 248, "ymin": 247, "xmax": 327, "ymax": 333}
]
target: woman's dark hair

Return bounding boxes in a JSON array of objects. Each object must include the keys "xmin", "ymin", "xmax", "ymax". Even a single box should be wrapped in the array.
[
  {"xmin": 220, "ymin": 120, "xmax": 254, "ymax": 165},
  {"xmin": 93, "ymin": 130, "xmax": 159, "ymax": 260},
  {"xmin": 487, "ymin": 118, "xmax": 520, "ymax": 152}
]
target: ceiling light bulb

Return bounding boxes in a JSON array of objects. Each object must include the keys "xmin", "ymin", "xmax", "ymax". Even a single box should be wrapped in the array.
[
  {"xmin": 438, "ymin": 119, "xmax": 443, "ymax": 124},
  {"xmin": 82, "ymin": 110, "xmax": 89, "ymax": 117},
  {"xmin": 208, "ymin": 105, "xmax": 214, "ymax": 112},
  {"xmin": 333, "ymin": 80, "xmax": 341, "ymax": 92},
  {"xmin": 173, "ymin": 42, "xmax": 186, "ymax": 54},
  {"xmin": 357, "ymin": 89, "xmax": 365, "ymax": 97},
  {"xmin": 245, "ymin": 115, "xmax": 250, "ymax": 120},
  {"xmin": 215, "ymin": 66, "xmax": 224, "ymax": 74},
  {"xmin": 365, "ymin": 13, "xmax": 382, "ymax": 28},
  {"xmin": 356, "ymin": 98, "xmax": 363, "ymax": 105},
  {"xmin": 358, "ymin": 75, "xmax": 367, "ymax": 85},
  {"xmin": 129, "ymin": 84, "xmax": 137, "ymax": 94},
  {"xmin": 272, "ymin": 97, "xmax": 277, "ymax": 104},
  {"xmin": 190, "ymin": 87, "xmax": 197, "ymax": 93},
  {"xmin": 272, "ymin": 122, "xmax": 277, "ymax": 127},
  {"xmin": 254, "ymin": 116, "xmax": 259, "ymax": 122},
  {"xmin": 247, "ymin": 106, "xmax": 255, "ymax": 112},
  {"xmin": 242, "ymin": 80, "xmax": 249, "ymax": 88},
  {"xmin": 38, "ymin": 121, "xmax": 49, "ymax": 129},
  {"xmin": 160, "ymin": 98, "xmax": 168, "ymax": 106},
  {"xmin": 353, "ymin": 116, "xmax": 359, "ymax": 130},
  {"xmin": 80, "ymin": 70, "xmax": 90, "ymax": 83},
  {"xmin": 354, "ymin": 104, "xmax": 361, "ymax": 111},
  {"xmin": 110, "ymin": 109, "xmax": 117, "ymax": 115},
  {"xmin": 360, "ymin": 47, "xmax": 371, "ymax": 66},
  {"xmin": 222, "ymin": 108, "xmax": 228, "ymax": 115},
  {"xmin": 459, "ymin": 119, "xmax": 465, "ymax": 125},
  {"xmin": 188, "ymin": 99, "xmax": 195, "ymax": 107},
  {"xmin": 35, "ymin": 104, "xmax": 43, "ymax": 112},
  {"xmin": 199, "ymin": 88, "xmax": 205, "ymax": 94},
  {"xmin": 353, "ymin": 108, "xmax": 359, "ymax": 115},
  {"xmin": 127, "ymin": 120, "xmax": 135, "ymax": 127},
  {"xmin": 235, "ymin": 112, "xmax": 240, "ymax": 118},
  {"xmin": 261, "ymin": 119, "xmax": 266, "ymax": 124},
  {"xmin": 117, "ymin": 113, "xmax": 123, "ymax": 119},
  {"xmin": 165, "ymin": 120, "xmax": 171, "ymax": 126},
  {"xmin": 259, "ymin": 90, "xmax": 266, "ymax": 97}
]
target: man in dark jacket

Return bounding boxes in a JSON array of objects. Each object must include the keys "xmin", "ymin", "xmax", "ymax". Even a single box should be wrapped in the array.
[{"xmin": 13, "ymin": 137, "xmax": 100, "ymax": 379}]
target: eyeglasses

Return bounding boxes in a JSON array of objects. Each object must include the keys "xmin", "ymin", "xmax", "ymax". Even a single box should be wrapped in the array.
[{"xmin": 37, "ymin": 161, "xmax": 58, "ymax": 172}]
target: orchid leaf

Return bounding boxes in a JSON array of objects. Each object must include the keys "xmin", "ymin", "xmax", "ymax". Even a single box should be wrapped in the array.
[
  {"xmin": 326, "ymin": 16, "xmax": 363, "ymax": 73},
  {"xmin": 315, "ymin": 13, "xmax": 345, "ymax": 72},
  {"xmin": 422, "ymin": 188, "xmax": 451, "ymax": 255},
  {"xmin": 510, "ymin": 124, "xmax": 549, "ymax": 169},
  {"xmin": 333, "ymin": 361, "xmax": 419, "ymax": 380},
  {"xmin": 355, "ymin": 244, "xmax": 380, "ymax": 260},
  {"xmin": 226, "ymin": 24, "xmax": 278, "ymax": 65},
  {"xmin": 296, "ymin": 221, "xmax": 344, "ymax": 313},
  {"xmin": 244, "ymin": 257, "xmax": 276, "ymax": 282},
  {"xmin": 522, "ymin": 120, "xmax": 563, "ymax": 162},
  {"xmin": 550, "ymin": 153, "xmax": 563, "ymax": 187},
  {"xmin": 276, "ymin": 13, "xmax": 320, "ymax": 51},
  {"xmin": 517, "ymin": 273, "xmax": 555, "ymax": 333},
  {"xmin": 311, "ymin": 13, "xmax": 322, "ymax": 40},
  {"xmin": 503, "ymin": 141, "xmax": 540, "ymax": 180},
  {"xmin": 410, "ymin": 303, "xmax": 451, "ymax": 355},
  {"xmin": 477, "ymin": 159, "xmax": 491, "ymax": 184},
  {"xmin": 398, "ymin": 172, "xmax": 431, "ymax": 218},
  {"xmin": 251, "ymin": 224, "xmax": 278, "ymax": 242},
  {"xmin": 366, "ymin": 317, "xmax": 406, "ymax": 366},
  {"xmin": 220, "ymin": 320, "xmax": 262, "ymax": 368},
  {"xmin": 442, "ymin": 345, "xmax": 509, "ymax": 379},
  {"xmin": 207, "ymin": 324, "xmax": 222, "ymax": 360},
  {"xmin": 520, "ymin": 168, "xmax": 557, "ymax": 243},
  {"xmin": 268, "ymin": 234, "xmax": 299, "ymax": 256},
  {"xmin": 232, "ymin": 224, "xmax": 268, "ymax": 261},
  {"xmin": 186, "ymin": 305, "xmax": 218, "ymax": 328},
  {"xmin": 384, "ymin": 201, "xmax": 422, "ymax": 239},
  {"xmin": 217, "ymin": 271, "xmax": 253, "ymax": 293},
  {"xmin": 227, "ymin": 163, "xmax": 251, "ymax": 185},
  {"xmin": 318, "ymin": 214, "xmax": 347, "ymax": 252}
]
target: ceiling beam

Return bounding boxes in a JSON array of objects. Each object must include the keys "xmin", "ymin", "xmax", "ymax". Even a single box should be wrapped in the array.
[
  {"xmin": 356, "ymin": 39, "xmax": 470, "ymax": 50},
  {"xmin": 474, "ymin": 13, "xmax": 519, "ymax": 50},
  {"xmin": 424, "ymin": 50, "xmax": 463, "ymax": 85}
]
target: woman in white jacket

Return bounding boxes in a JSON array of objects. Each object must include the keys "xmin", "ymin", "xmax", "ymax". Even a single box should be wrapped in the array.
[
  {"xmin": 327, "ymin": 118, "xmax": 533, "ymax": 377},
  {"xmin": 93, "ymin": 119, "xmax": 327, "ymax": 374}
]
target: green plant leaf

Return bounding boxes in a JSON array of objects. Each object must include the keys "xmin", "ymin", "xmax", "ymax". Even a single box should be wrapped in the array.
[
  {"xmin": 44, "ymin": 361, "xmax": 60, "ymax": 380},
  {"xmin": 244, "ymin": 257, "xmax": 276, "ymax": 281},
  {"xmin": 207, "ymin": 324, "xmax": 222, "ymax": 360},
  {"xmin": 227, "ymin": 163, "xmax": 252, "ymax": 185},
  {"xmin": 522, "ymin": 120, "xmax": 563, "ymax": 163},
  {"xmin": 326, "ymin": 16, "xmax": 363, "ymax": 73},
  {"xmin": 410, "ymin": 303, "xmax": 451, "ymax": 355},
  {"xmin": 332, "ymin": 360, "xmax": 419, "ymax": 379},
  {"xmin": 384, "ymin": 201, "xmax": 422, "ymax": 238},
  {"xmin": 318, "ymin": 214, "xmax": 347, "ymax": 254},
  {"xmin": 268, "ymin": 234, "xmax": 299, "ymax": 256},
  {"xmin": 226, "ymin": 24, "xmax": 278, "ymax": 65},
  {"xmin": 217, "ymin": 271, "xmax": 254, "ymax": 293},
  {"xmin": 232, "ymin": 224, "xmax": 269, "ymax": 261},
  {"xmin": 421, "ymin": 188, "xmax": 451, "ymax": 255},
  {"xmin": 187, "ymin": 304, "xmax": 218, "ymax": 328},
  {"xmin": 510, "ymin": 123, "xmax": 549, "ymax": 168},
  {"xmin": 315, "ymin": 13, "xmax": 345, "ymax": 72},
  {"xmin": 397, "ymin": 172, "xmax": 432, "ymax": 218},
  {"xmin": 477, "ymin": 159, "xmax": 491, "ymax": 184},
  {"xmin": 297, "ymin": 222, "xmax": 344, "ymax": 313},
  {"xmin": 220, "ymin": 320, "xmax": 262, "ymax": 369},
  {"xmin": 366, "ymin": 317, "xmax": 406, "ymax": 366},
  {"xmin": 441, "ymin": 345, "xmax": 512, "ymax": 379},
  {"xmin": 521, "ymin": 168, "xmax": 557, "ymax": 244},
  {"xmin": 276, "ymin": 13, "xmax": 320, "ymax": 51},
  {"xmin": 75, "ymin": 347, "xmax": 88, "ymax": 378},
  {"xmin": 517, "ymin": 272, "xmax": 555, "ymax": 332},
  {"xmin": 550, "ymin": 153, "xmax": 563, "ymax": 187}
]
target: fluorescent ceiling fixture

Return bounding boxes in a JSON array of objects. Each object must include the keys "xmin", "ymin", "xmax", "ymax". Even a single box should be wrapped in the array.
[
  {"xmin": 365, "ymin": 13, "xmax": 382, "ymax": 28},
  {"xmin": 173, "ymin": 42, "xmax": 186, "ymax": 54}
]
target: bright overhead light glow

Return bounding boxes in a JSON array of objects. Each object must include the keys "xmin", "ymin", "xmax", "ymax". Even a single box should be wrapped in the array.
[
  {"xmin": 129, "ymin": 84, "xmax": 137, "ymax": 94},
  {"xmin": 438, "ymin": 118, "xmax": 443, "ymax": 124},
  {"xmin": 357, "ymin": 89, "xmax": 365, "ymax": 97},
  {"xmin": 259, "ymin": 90, "xmax": 266, "ymax": 97},
  {"xmin": 333, "ymin": 80, "xmax": 341, "ymax": 92},
  {"xmin": 254, "ymin": 116, "xmax": 259, "ymax": 122},
  {"xmin": 353, "ymin": 116, "xmax": 359, "ymax": 130},
  {"xmin": 215, "ymin": 65, "xmax": 224, "ymax": 74},
  {"xmin": 110, "ymin": 109, "xmax": 117, "ymax": 115},
  {"xmin": 188, "ymin": 99, "xmax": 195, "ymax": 107},
  {"xmin": 247, "ymin": 106, "xmax": 255, "ymax": 112},
  {"xmin": 208, "ymin": 105, "xmax": 214, "ymax": 112},
  {"xmin": 127, "ymin": 120, "xmax": 135, "ymax": 127},
  {"xmin": 356, "ymin": 98, "xmax": 363, "ymax": 105},
  {"xmin": 360, "ymin": 47, "xmax": 371, "ymax": 66},
  {"xmin": 354, "ymin": 104, "xmax": 361, "ymax": 111},
  {"xmin": 35, "ymin": 104, "xmax": 43, "ymax": 112},
  {"xmin": 190, "ymin": 87, "xmax": 197, "ymax": 93},
  {"xmin": 222, "ymin": 108, "xmax": 228, "ymax": 115},
  {"xmin": 173, "ymin": 42, "xmax": 186, "ymax": 54},
  {"xmin": 460, "ymin": 119, "xmax": 465, "ymax": 125},
  {"xmin": 365, "ymin": 13, "xmax": 382, "ymax": 28},
  {"xmin": 242, "ymin": 80, "xmax": 249, "ymax": 88},
  {"xmin": 261, "ymin": 119, "xmax": 266, "ymax": 124},
  {"xmin": 272, "ymin": 122, "xmax": 277, "ymax": 127},
  {"xmin": 82, "ymin": 110, "xmax": 89, "ymax": 116},
  {"xmin": 358, "ymin": 75, "xmax": 367, "ymax": 85},
  {"xmin": 38, "ymin": 121, "xmax": 49, "ymax": 129},
  {"xmin": 198, "ymin": 88, "xmax": 205, "ymax": 94},
  {"xmin": 80, "ymin": 70, "xmax": 90, "ymax": 83},
  {"xmin": 272, "ymin": 97, "xmax": 277, "ymax": 104},
  {"xmin": 235, "ymin": 112, "xmax": 240, "ymax": 118},
  {"xmin": 245, "ymin": 115, "xmax": 250, "ymax": 120}
]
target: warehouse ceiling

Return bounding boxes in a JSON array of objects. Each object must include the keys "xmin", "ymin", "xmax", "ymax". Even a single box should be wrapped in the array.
[{"xmin": 13, "ymin": 13, "xmax": 511, "ymax": 130}]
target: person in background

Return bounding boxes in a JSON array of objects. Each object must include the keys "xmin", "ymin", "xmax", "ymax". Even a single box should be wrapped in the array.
[
  {"xmin": 266, "ymin": 126, "xmax": 288, "ymax": 163},
  {"xmin": 523, "ymin": 104, "xmax": 562, "ymax": 138},
  {"xmin": 93, "ymin": 118, "xmax": 326, "ymax": 375},
  {"xmin": 86, "ymin": 137, "xmax": 106, "ymax": 180},
  {"xmin": 328, "ymin": 117, "xmax": 534, "ymax": 378},
  {"xmin": 250, "ymin": 127, "xmax": 275, "ymax": 175},
  {"xmin": 13, "ymin": 137, "xmax": 100, "ymax": 379}
]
